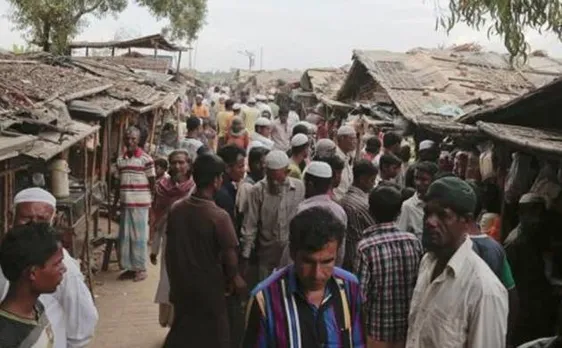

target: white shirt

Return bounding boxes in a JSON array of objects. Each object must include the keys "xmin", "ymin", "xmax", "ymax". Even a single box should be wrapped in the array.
[
  {"xmin": 287, "ymin": 111, "xmax": 300, "ymax": 130},
  {"xmin": 250, "ymin": 132, "xmax": 274, "ymax": 150},
  {"xmin": 397, "ymin": 193, "xmax": 424, "ymax": 240},
  {"xmin": 334, "ymin": 147, "xmax": 353, "ymax": 202},
  {"xmin": 0, "ymin": 249, "xmax": 98, "ymax": 348},
  {"xmin": 406, "ymin": 238, "xmax": 508, "ymax": 348}
]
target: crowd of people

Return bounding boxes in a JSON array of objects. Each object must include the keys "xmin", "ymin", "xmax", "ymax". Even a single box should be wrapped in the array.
[{"xmin": 0, "ymin": 85, "xmax": 560, "ymax": 348}]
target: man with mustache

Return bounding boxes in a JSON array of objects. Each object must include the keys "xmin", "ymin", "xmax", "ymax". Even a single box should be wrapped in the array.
[{"xmin": 406, "ymin": 176, "xmax": 508, "ymax": 348}]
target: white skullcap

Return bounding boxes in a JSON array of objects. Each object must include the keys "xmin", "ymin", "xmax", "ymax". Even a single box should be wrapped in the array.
[
  {"xmin": 219, "ymin": 93, "xmax": 228, "ymax": 100},
  {"xmin": 195, "ymin": 94, "xmax": 203, "ymax": 99},
  {"xmin": 268, "ymin": 95, "xmax": 275, "ymax": 101},
  {"xmin": 316, "ymin": 138, "xmax": 337, "ymax": 155},
  {"xmin": 232, "ymin": 103, "xmax": 242, "ymax": 111},
  {"xmin": 519, "ymin": 193, "xmax": 545, "ymax": 205},
  {"xmin": 248, "ymin": 140, "xmax": 267, "ymax": 152},
  {"xmin": 304, "ymin": 161, "xmax": 332, "ymax": 179},
  {"xmin": 291, "ymin": 133, "xmax": 309, "ymax": 147},
  {"xmin": 337, "ymin": 125, "xmax": 355, "ymax": 136},
  {"xmin": 265, "ymin": 150, "xmax": 290, "ymax": 170},
  {"xmin": 255, "ymin": 117, "xmax": 272, "ymax": 127},
  {"xmin": 248, "ymin": 97, "xmax": 256, "ymax": 104},
  {"xmin": 256, "ymin": 94, "xmax": 267, "ymax": 101},
  {"xmin": 419, "ymin": 140, "xmax": 436, "ymax": 151},
  {"xmin": 14, "ymin": 188, "xmax": 56, "ymax": 208}
]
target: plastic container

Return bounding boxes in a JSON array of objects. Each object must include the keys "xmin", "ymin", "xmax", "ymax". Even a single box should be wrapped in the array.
[{"xmin": 50, "ymin": 159, "xmax": 70, "ymax": 198}]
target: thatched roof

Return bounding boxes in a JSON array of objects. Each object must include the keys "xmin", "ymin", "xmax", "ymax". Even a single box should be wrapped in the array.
[
  {"xmin": 337, "ymin": 46, "xmax": 562, "ymax": 123},
  {"xmin": 458, "ymin": 76, "xmax": 562, "ymax": 130},
  {"xmin": 300, "ymin": 67, "xmax": 349, "ymax": 100},
  {"xmin": 69, "ymin": 34, "xmax": 187, "ymax": 52},
  {"xmin": 477, "ymin": 121, "xmax": 562, "ymax": 159}
]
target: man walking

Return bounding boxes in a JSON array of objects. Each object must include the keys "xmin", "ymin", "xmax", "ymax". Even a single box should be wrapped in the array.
[
  {"xmin": 165, "ymin": 154, "xmax": 246, "ymax": 348},
  {"xmin": 271, "ymin": 108, "xmax": 291, "ymax": 152},
  {"xmin": 340, "ymin": 160, "xmax": 378, "ymax": 271},
  {"xmin": 114, "ymin": 126, "xmax": 155, "ymax": 282},
  {"xmin": 243, "ymin": 208, "xmax": 366, "ymax": 347},
  {"xmin": 355, "ymin": 186, "xmax": 423, "ymax": 348},
  {"xmin": 334, "ymin": 125, "xmax": 357, "ymax": 201},
  {"xmin": 406, "ymin": 177, "xmax": 508, "ymax": 347},
  {"xmin": 241, "ymin": 150, "xmax": 305, "ymax": 280}
]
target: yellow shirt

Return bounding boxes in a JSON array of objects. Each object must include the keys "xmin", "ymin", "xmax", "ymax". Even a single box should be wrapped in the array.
[
  {"xmin": 241, "ymin": 107, "xmax": 260, "ymax": 135},
  {"xmin": 192, "ymin": 104, "xmax": 210, "ymax": 118},
  {"xmin": 288, "ymin": 163, "xmax": 302, "ymax": 180},
  {"xmin": 217, "ymin": 111, "xmax": 234, "ymax": 138}
]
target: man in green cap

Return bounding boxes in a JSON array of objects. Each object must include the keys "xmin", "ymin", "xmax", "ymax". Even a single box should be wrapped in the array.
[{"xmin": 406, "ymin": 176, "xmax": 508, "ymax": 348}]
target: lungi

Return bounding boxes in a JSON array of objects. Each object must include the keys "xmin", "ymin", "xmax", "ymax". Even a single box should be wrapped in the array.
[{"xmin": 119, "ymin": 207, "xmax": 149, "ymax": 271}]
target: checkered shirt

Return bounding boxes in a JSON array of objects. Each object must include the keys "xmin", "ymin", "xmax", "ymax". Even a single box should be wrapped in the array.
[{"xmin": 354, "ymin": 222, "xmax": 423, "ymax": 341}]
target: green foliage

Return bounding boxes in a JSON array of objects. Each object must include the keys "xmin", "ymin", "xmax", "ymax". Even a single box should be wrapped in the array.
[
  {"xmin": 6, "ymin": 0, "xmax": 207, "ymax": 54},
  {"xmin": 138, "ymin": 0, "xmax": 207, "ymax": 42},
  {"xmin": 437, "ymin": 0, "xmax": 562, "ymax": 62}
]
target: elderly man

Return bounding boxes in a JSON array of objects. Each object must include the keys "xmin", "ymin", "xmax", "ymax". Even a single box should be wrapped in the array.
[
  {"xmin": 334, "ymin": 125, "xmax": 357, "ymax": 201},
  {"xmin": 114, "ymin": 126, "xmax": 156, "ymax": 282},
  {"xmin": 407, "ymin": 177, "xmax": 508, "ymax": 347},
  {"xmin": 314, "ymin": 138, "xmax": 337, "ymax": 159},
  {"xmin": 251, "ymin": 117, "xmax": 275, "ymax": 150},
  {"xmin": 241, "ymin": 150, "xmax": 305, "ymax": 281},
  {"xmin": 0, "ymin": 187, "xmax": 98, "ymax": 348}
]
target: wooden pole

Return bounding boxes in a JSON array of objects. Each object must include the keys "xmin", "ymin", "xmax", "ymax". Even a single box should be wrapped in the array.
[
  {"xmin": 107, "ymin": 117, "xmax": 113, "ymax": 237},
  {"xmin": 148, "ymin": 110, "xmax": 158, "ymax": 155},
  {"xmin": 85, "ymin": 47, "xmax": 89, "ymax": 57},
  {"xmin": 176, "ymin": 50, "xmax": 182, "ymax": 72},
  {"xmin": 82, "ymin": 140, "xmax": 94, "ymax": 294}
]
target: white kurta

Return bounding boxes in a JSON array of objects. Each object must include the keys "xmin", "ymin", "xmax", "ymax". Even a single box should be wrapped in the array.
[
  {"xmin": 334, "ymin": 147, "xmax": 353, "ymax": 202},
  {"xmin": 406, "ymin": 238, "xmax": 508, "ymax": 348},
  {"xmin": 0, "ymin": 248, "xmax": 98, "ymax": 348}
]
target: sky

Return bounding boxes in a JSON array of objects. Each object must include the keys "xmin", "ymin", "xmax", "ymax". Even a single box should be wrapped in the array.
[{"xmin": 1, "ymin": 0, "xmax": 562, "ymax": 71}]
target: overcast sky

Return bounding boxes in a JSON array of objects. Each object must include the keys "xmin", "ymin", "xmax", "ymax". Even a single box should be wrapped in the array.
[{"xmin": 1, "ymin": 0, "xmax": 562, "ymax": 71}]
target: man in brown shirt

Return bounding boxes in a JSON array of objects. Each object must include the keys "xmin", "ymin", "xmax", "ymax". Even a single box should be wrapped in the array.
[{"xmin": 164, "ymin": 154, "xmax": 246, "ymax": 348}]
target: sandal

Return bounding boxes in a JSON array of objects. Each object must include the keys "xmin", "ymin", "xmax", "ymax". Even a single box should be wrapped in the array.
[{"xmin": 134, "ymin": 271, "xmax": 148, "ymax": 282}]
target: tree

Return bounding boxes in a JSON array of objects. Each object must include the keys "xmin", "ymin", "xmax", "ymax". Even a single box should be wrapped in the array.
[
  {"xmin": 6, "ymin": 0, "xmax": 207, "ymax": 54},
  {"xmin": 437, "ymin": 0, "xmax": 562, "ymax": 62}
]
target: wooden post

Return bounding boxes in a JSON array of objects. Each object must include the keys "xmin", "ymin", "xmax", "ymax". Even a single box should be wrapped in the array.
[
  {"xmin": 107, "ymin": 117, "xmax": 113, "ymax": 237},
  {"xmin": 148, "ymin": 110, "xmax": 158, "ymax": 155},
  {"xmin": 85, "ymin": 47, "xmax": 89, "ymax": 57},
  {"xmin": 176, "ymin": 50, "xmax": 182, "ymax": 72},
  {"xmin": 82, "ymin": 140, "xmax": 94, "ymax": 294},
  {"xmin": 111, "ymin": 47, "xmax": 115, "ymax": 57}
]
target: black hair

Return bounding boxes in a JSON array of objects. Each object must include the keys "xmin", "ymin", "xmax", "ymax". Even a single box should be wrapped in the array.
[
  {"xmin": 399, "ymin": 145, "xmax": 411, "ymax": 163},
  {"xmin": 292, "ymin": 124, "xmax": 309, "ymax": 137},
  {"xmin": 197, "ymin": 145, "xmax": 211, "ymax": 157},
  {"xmin": 481, "ymin": 179, "xmax": 502, "ymax": 214},
  {"xmin": 214, "ymin": 86, "xmax": 220, "ymax": 92},
  {"xmin": 193, "ymin": 154, "xmax": 225, "ymax": 188},
  {"xmin": 379, "ymin": 153, "xmax": 402, "ymax": 168},
  {"xmin": 154, "ymin": 158, "xmax": 168, "ymax": 170},
  {"xmin": 383, "ymin": 132, "xmax": 402, "ymax": 148},
  {"xmin": 401, "ymin": 187, "xmax": 416, "ymax": 202},
  {"xmin": 414, "ymin": 161, "xmax": 440, "ymax": 178},
  {"xmin": 217, "ymin": 144, "xmax": 246, "ymax": 166},
  {"xmin": 186, "ymin": 117, "xmax": 202, "ymax": 132},
  {"xmin": 318, "ymin": 156, "xmax": 345, "ymax": 172},
  {"xmin": 289, "ymin": 207, "xmax": 344, "ymax": 254},
  {"xmin": 369, "ymin": 186, "xmax": 403, "ymax": 223},
  {"xmin": 225, "ymin": 99, "xmax": 234, "ymax": 110},
  {"xmin": 353, "ymin": 160, "xmax": 378, "ymax": 181},
  {"xmin": 248, "ymin": 146, "xmax": 270, "ymax": 166},
  {"xmin": 304, "ymin": 173, "xmax": 332, "ymax": 194},
  {"xmin": 365, "ymin": 137, "xmax": 381, "ymax": 154},
  {"xmin": 0, "ymin": 223, "xmax": 59, "ymax": 282}
]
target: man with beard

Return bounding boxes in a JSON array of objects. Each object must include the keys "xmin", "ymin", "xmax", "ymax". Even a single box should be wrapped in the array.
[
  {"xmin": 334, "ymin": 125, "xmax": 357, "ymax": 201},
  {"xmin": 165, "ymin": 154, "xmax": 246, "ymax": 348},
  {"xmin": 406, "ymin": 176, "xmax": 508, "ymax": 347},
  {"xmin": 251, "ymin": 117, "xmax": 275, "ymax": 150},
  {"xmin": 150, "ymin": 149, "xmax": 195, "ymax": 328},
  {"xmin": 113, "ymin": 126, "xmax": 156, "ymax": 282},
  {"xmin": 241, "ymin": 150, "xmax": 305, "ymax": 281},
  {"xmin": 236, "ymin": 146, "xmax": 270, "ymax": 221},
  {"xmin": 398, "ymin": 161, "xmax": 439, "ymax": 241}
]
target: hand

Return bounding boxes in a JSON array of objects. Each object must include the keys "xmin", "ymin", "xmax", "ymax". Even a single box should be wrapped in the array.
[
  {"xmin": 232, "ymin": 274, "xmax": 248, "ymax": 297},
  {"xmin": 150, "ymin": 254, "xmax": 157, "ymax": 265}
]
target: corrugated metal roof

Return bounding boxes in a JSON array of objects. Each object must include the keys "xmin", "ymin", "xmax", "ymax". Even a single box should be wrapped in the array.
[{"xmin": 341, "ymin": 48, "xmax": 562, "ymax": 122}]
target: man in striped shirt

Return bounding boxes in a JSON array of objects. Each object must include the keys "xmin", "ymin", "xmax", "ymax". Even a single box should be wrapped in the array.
[
  {"xmin": 114, "ymin": 126, "xmax": 156, "ymax": 282},
  {"xmin": 340, "ymin": 160, "xmax": 378, "ymax": 271},
  {"xmin": 243, "ymin": 208, "xmax": 366, "ymax": 348},
  {"xmin": 355, "ymin": 186, "xmax": 423, "ymax": 348}
]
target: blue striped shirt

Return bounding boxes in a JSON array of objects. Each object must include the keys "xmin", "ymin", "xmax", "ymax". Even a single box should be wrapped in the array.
[{"xmin": 242, "ymin": 265, "xmax": 366, "ymax": 348}]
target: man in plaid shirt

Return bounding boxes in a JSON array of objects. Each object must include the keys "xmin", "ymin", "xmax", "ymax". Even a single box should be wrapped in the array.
[{"xmin": 354, "ymin": 185, "xmax": 423, "ymax": 348}]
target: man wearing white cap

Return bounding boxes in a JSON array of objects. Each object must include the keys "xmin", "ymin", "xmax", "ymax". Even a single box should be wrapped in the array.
[
  {"xmin": 314, "ymin": 138, "xmax": 337, "ymax": 159},
  {"xmin": 241, "ymin": 150, "xmax": 305, "ymax": 281},
  {"xmin": 267, "ymin": 95, "xmax": 279, "ymax": 118},
  {"xmin": 278, "ymin": 161, "xmax": 347, "ymax": 267},
  {"xmin": 334, "ymin": 125, "xmax": 357, "ymax": 201},
  {"xmin": 255, "ymin": 94, "xmax": 272, "ymax": 117},
  {"xmin": 288, "ymin": 133, "xmax": 310, "ymax": 180},
  {"xmin": 192, "ymin": 94, "xmax": 210, "ymax": 119},
  {"xmin": 0, "ymin": 187, "xmax": 98, "ymax": 348},
  {"xmin": 241, "ymin": 97, "xmax": 260, "ymax": 136},
  {"xmin": 250, "ymin": 117, "xmax": 275, "ymax": 150}
]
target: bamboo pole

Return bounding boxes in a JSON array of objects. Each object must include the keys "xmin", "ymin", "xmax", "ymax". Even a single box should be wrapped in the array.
[
  {"xmin": 148, "ymin": 110, "xmax": 158, "ymax": 155},
  {"xmin": 107, "ymin": 117, "xmax": 113, "ymax": 237},
  {"xmin": 81, "ymin": 141, "xmax": 94, "ymax": 295}
]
